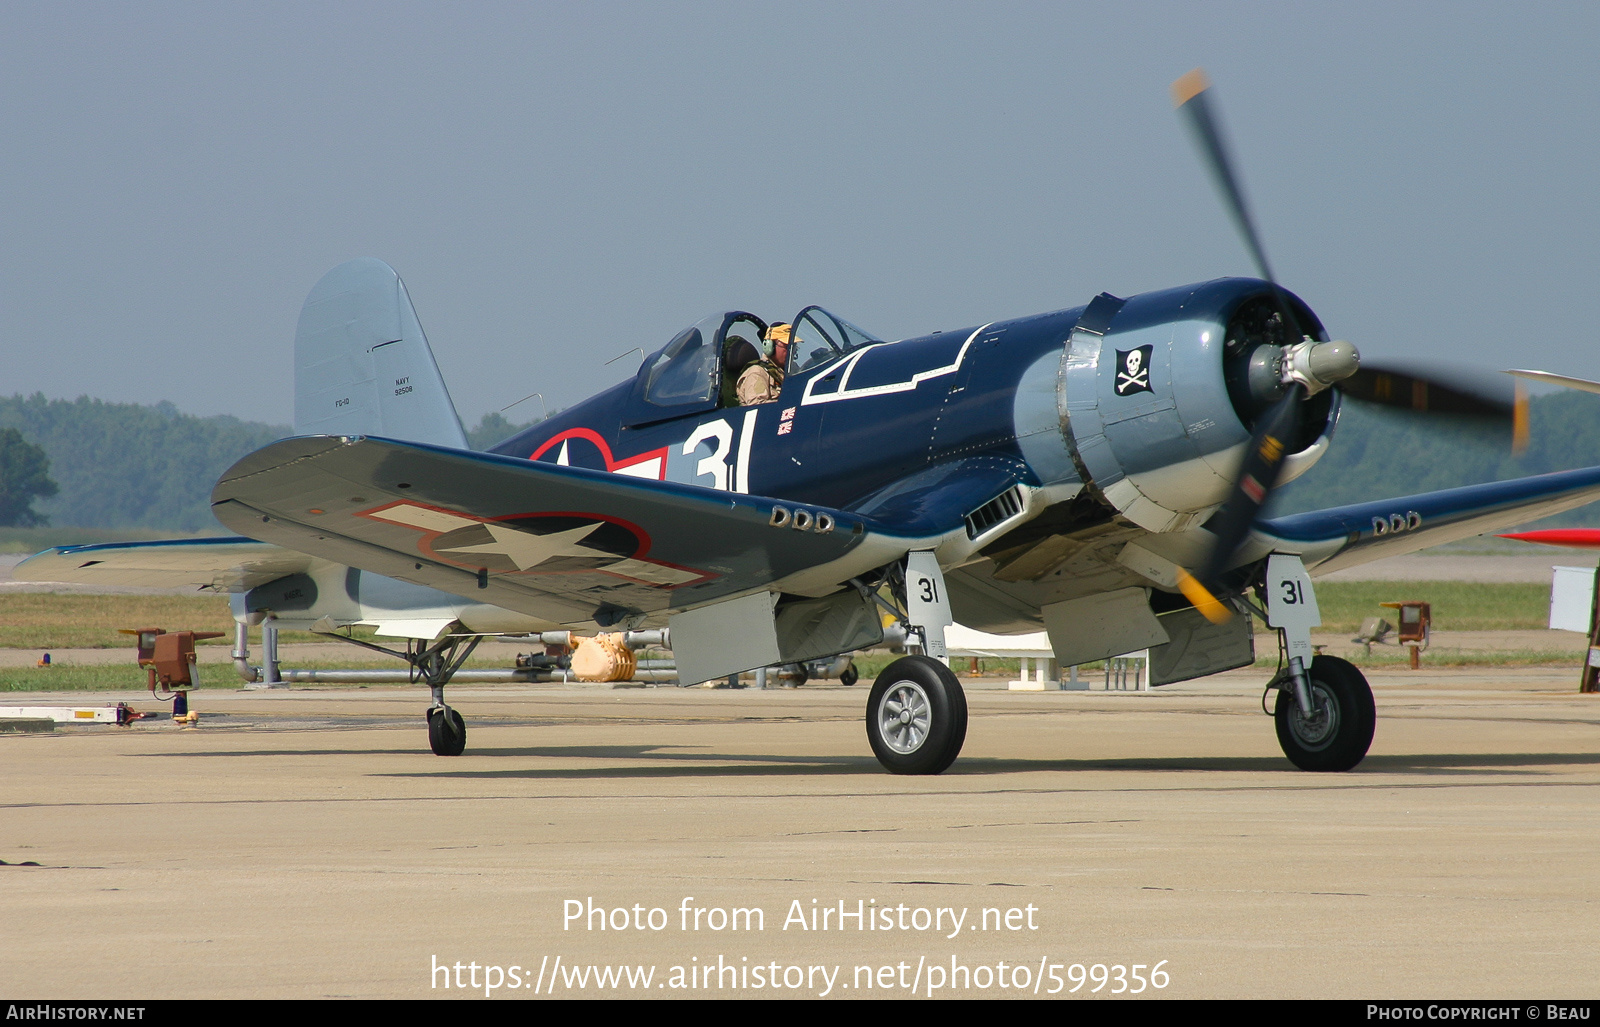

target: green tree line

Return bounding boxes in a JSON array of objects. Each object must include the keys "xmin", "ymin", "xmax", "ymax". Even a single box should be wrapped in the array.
[{"xmin": 0, "ymin": 393, "xmax": 535, "ymax": 532}]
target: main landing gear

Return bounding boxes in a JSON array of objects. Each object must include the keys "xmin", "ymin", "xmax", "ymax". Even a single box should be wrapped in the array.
[
  {"xmin": 860, "ymin": 551, "xmax": 969, "ymax": 775},
  {"xmin": 413, "ymin": 634, "xmax": 482, "ymax": 756},
  {"xmin": 315, "ymin": 625, "xmax": 483, "ymax": 756},
  {"xmin": 1260, "ymin": 555, "xmax": 1375, "ymax": 772}
]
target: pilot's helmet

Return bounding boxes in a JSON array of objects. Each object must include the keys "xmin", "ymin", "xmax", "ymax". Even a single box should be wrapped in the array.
[{"xmin": 766, "ymin": 323, "xmax": 793, "ymax": 358}]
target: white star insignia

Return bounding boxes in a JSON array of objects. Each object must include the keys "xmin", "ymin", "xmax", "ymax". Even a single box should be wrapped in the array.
[{"xmin": 437, "ymin": 521, "xmax": 602, "ymax": 571}]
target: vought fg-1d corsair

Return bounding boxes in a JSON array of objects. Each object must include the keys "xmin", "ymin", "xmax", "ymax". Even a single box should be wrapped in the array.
[{"xmin": 21, "ymin": 71, "xmax": 1599, "ymax": 773}]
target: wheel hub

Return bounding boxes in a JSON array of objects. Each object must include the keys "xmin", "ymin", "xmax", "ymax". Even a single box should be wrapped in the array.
[
  {"xmin": 878, "ymin": 681, "xmax": 932, "ymax": 754},
  {"xmin": 1287, "ymin": 683, "xmax": 1339, "ymax": 749}
]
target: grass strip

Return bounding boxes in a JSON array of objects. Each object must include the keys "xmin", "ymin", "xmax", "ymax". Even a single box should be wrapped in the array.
[
  {"xmin": 0, "ymin": 593, "xmax": 378, "ymax": 649},
  {"xmin": 1306, "ymin": 580, "xmax": 1550, "ymax": 633}
]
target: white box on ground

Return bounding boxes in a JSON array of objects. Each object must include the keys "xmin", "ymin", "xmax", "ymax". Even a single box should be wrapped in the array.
[
  {"xmin": 944, "ymin": 624, "xmax": 1062, "ymax": 689},
  {"xmin": 0, "ymin": 706, "xmax": 123, "ymax": 724},
  {"xmin": 942, "ymin": 624, "xmax": 1146, "ymax": 691},
  {"xmin": 1548, "ymin": 566, "xmax": 1597, "ymax": 633}
]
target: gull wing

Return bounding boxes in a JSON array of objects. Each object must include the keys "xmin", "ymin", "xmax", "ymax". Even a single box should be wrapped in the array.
[
  {"xmin": 1253, "ymin": 465, "xmax": 1600, "ymax": 576},
  {"xmin": 211, "ymin": 435, "xmax": 922, "ymax": 626}
]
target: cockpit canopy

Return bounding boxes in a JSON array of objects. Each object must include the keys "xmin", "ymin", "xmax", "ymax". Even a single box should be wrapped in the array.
[
  {"xmin": 788, "ymin": 306, "xmax": 883, "ymax": 373},
  {"xmin": 629, "ymin": 306, "xmax": 883, "ymax": 426}
]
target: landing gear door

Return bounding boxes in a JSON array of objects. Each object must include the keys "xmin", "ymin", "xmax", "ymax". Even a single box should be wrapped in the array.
[
  {"xmin": 905, "ymin": 551, "xmax": 954, "ymax": 662},
  {"xmin": 1265, "ymin": 553, "xmax": 1320, "ymax": 665}
]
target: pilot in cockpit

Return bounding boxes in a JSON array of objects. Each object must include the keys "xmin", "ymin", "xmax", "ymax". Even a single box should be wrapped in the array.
[{"xmin": 735, "ymin": 323, "xmax": 791, "ymax": 406}]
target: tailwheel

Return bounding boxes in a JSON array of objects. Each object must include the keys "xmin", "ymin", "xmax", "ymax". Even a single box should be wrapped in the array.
[
  {"xmin": 427, "ymin": 705, "xmax": 467, "ymax": 757},
  {"xmin": 865, "ymin": 655, "xmax": 967, "ymax": 775},
  {"xmin": 1274, "ymin": 655, "xmax": 1375, "ymax": 771}
]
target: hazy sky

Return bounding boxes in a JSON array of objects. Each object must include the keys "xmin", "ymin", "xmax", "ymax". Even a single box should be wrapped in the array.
[{"xmin": 1, "ymin": 1, "xmax": 1595, "ymax": 427}]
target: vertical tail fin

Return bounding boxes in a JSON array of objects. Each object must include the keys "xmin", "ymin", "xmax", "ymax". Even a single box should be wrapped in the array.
[{"xmin": 293, "ymin": 258, "xmax": 469, "ymax": 449}]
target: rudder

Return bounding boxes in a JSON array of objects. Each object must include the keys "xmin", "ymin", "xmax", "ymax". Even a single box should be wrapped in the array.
[{"xmin": 293, "ymin": 258, "xmax": 469, "ymax": 448}]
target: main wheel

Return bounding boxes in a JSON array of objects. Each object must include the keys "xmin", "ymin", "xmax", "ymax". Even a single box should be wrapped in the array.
[
  {"xmin": 427, "ymin": 705, "xmax": 467, "ymax": 756},
  {"xmin": 1274, "ymin": 655, "xmax": 1374, "ymax": 771},
  {"xmin": 866, "ymin": 655, "xmax": 967, "ymax": 774}
]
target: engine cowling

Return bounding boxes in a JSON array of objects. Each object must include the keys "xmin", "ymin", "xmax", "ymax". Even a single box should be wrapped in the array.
[{"xmin": 1059, "ymin": 278, "xmax": 1336, "ymax": 533}]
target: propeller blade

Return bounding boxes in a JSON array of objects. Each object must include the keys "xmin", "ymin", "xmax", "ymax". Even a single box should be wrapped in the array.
[
  {"xmin": 1179, "ymin": 384, "xmax": 1306, "ymax": 623},
  {"xmin": 1172, "ymin": 68, "xmax": 1276, "ymax": 284},
  {"xmin": 1341, "ymin": 363, "xmax": 1527, "ymax": 452},
  {"xmin": 1340, "ymin": 365, "xmax": 1515, "ymax": 418},
  {"xmin": 1516, "ymin": 380, "xmax": 1530, "ymax": 453},
  {"xmin": 1169, "ymin": 70, "xmax": 1529, "ymax": 619}
]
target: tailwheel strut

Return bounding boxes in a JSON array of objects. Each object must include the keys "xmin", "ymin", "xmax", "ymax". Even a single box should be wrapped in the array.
[{"xmin": 314, "ymin": 624, "xmax": 484, "ymax": 756}]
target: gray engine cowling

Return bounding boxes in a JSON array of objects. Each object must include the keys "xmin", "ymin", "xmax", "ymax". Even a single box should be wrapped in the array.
[{"xmin": 1059, "ymin": 279, "xmax": 1337, "ymax": 533}]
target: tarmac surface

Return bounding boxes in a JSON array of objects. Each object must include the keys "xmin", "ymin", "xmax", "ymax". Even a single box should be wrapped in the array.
[
  {"xmin": 4, "ymin": 546, "xmax": 1600, "ymax": 1000},
  {"xmin": 3, "ymin": 669, "xmax": 1599, "ymax": 1000}
]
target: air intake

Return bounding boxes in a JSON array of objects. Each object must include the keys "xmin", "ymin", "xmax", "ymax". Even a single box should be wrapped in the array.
[{"xmin": 964, "ymin": 487, "xmax": 1025, "ymax": 539}]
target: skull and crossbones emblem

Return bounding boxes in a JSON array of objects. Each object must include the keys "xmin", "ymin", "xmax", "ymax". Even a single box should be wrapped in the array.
[{"xmin": 1115, "ymin": 345, "xmax": 1153, "ymax": 396}]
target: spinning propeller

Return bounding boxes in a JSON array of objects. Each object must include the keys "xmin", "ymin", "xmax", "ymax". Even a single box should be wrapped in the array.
[{"xmin": 1166, "ymin": 69, "xmax": 1526, "ymax": 623}]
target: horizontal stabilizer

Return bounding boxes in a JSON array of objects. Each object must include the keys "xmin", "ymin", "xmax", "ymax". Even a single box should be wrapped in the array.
[{"xmin": 13, "ymin": 537, "xmax": 315, "ymax": 592}]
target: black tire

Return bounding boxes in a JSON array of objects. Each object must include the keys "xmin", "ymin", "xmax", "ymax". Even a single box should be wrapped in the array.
[
  {"xmin": 865, "ymin": 655, "xmax": 967, "ymax": 774},
  {"xmin": 839, "ymin": 662, "xmax": 859, "ymax": 687},
  {"xmin": 427, "ymin": 705, "xmax": 467, "ymax": 757},
  {"xmin": 1274, "ymin": 655, "xmax": 1374, "ymax": 771}
]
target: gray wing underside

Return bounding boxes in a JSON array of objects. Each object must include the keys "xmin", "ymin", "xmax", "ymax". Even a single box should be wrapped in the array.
[
  {"xmin": 210, "ymin": 435, "xmax": 913, "ymax": 626},
  {"xmin": 1505, "ymin": 369, "xmax": 1600, "ymax": 397},
  {"xmin": 945, "ymin": 464, "xmax": 1600, "ymax": 633}
]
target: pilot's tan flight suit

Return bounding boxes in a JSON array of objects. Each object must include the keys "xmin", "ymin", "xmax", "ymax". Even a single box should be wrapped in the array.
[{"xmin": 736, "ymin": 359, "xmax": 784, "ymax": 405}]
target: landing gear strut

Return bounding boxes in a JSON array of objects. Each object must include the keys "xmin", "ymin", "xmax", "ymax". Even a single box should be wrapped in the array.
[{"xmin": 315, "ymin": 625, "xmax": 483, "ymax": 756}]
